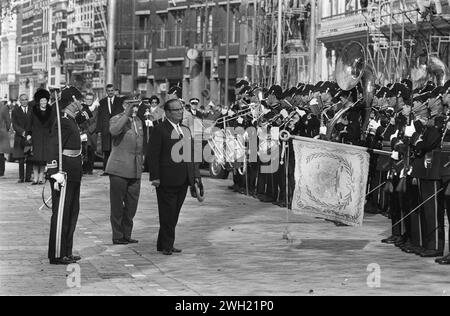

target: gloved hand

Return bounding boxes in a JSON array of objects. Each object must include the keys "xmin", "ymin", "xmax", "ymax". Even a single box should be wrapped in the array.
[
  {"xmin": 405, "ymin": 123, "xmax": 416, "ymax": 138},
  {"xmin": 237, "ymin": 117, "xmax": 244, "ymax": 124},
  {"xmin": 319, "ymin": 125, "xmax": 327, "ymax": 135},
  {"xmin": 26, "ymin": 135, "xmax": 32, "ymax": 142},
  {"xmin": 80, "ymin": 133, "xmax": 88, "ymax": 142},
  {"xmin": 368, "ymin": 120, "xmax": 381, "ymax": 136},
  {"xmin": 391, "ymin": 151, "xmax": 399, "ymax": 160},
  {"xmin": 296, "ymin": 109, "xmax": 307, "ymax": 118},
  {"xmin": 145, "ymin": 120, "xmax": 153, "ymax": 127},
  {"xmin": 390, "ymin": 130, "xmax": 399, "ymax": 142},
  {"xmin": 81, "ymin": 110, "xmax": 90, "ymax": 121},
  {"xmin": 51, "ymin": 172, "xmax": 66, "ymax": 191}
]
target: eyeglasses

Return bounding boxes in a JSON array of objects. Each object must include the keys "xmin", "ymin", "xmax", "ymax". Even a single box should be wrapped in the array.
[{"xmin": 168, "ymin": 108, "xmax": 183, "ymax": 112}]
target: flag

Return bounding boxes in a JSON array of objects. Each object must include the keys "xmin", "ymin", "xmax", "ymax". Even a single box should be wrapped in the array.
[{"xmin": 291, "ymin": 137, "xmax": 370, "ymax": 227}]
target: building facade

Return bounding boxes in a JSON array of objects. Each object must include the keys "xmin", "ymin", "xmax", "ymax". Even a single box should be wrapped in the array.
[
  {"xmin": 112, "ymin": 0, "xmax": 247, "ymax": 106},
  {"xmin": 318, "ymin": 0, "xmax": 450, "ymax": 86},
  {"xmin": 0, "ymin": 0, "xmax": 21, "ymax": 101},
  {"xmin": 65, "ymin": 0, "xmax": 108, "ymax": 95}
]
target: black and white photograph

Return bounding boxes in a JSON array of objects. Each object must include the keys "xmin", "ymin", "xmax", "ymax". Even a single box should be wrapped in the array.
[{"xmin": 0, "ymin": 0, "xmax": 449, "ymax": 300}]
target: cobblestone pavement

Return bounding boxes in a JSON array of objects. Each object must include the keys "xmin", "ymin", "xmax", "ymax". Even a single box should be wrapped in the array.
[{"xmin": 0, "ymin": 162, "xmax": 449, "ymax": 296}]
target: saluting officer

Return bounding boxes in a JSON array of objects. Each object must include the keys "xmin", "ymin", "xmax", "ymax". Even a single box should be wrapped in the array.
[{"xmin": 47, "ymin": 86, "xmax": 91, "ymax": 265}]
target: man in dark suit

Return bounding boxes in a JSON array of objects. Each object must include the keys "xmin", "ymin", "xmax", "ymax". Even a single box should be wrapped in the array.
[
  {"xmin": 148, "ymin": 98, "xmax": 202, "ymax": 256},
  {"xmin": 11, "ymin": 94, "xmax": 33, "ymax": 182},
  {"xmin": 96, "ymin": 84, "xmax": 123, "ymax": 175},
  {"xmin": 0, "ymin": 100, "xmax": 11, "ymax": 176}
]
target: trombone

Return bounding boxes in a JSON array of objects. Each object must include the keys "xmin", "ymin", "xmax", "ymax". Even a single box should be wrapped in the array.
[{"xmin": 214, "ymin": 107, "xmax": 254, "ymax": 125}]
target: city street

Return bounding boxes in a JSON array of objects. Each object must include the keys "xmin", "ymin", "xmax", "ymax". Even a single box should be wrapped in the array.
[{"xmin": 0, "ymin": 161, "xmax": 449, "ymax": 296}]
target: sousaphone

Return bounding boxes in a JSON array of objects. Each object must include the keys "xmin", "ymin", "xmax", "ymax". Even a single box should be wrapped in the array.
[{"xmin": 327, "ymin": 41, "xmax": 375, "ymax": 141}]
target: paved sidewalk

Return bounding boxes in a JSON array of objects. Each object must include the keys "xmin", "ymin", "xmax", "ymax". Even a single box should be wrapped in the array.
[{"xmin": 0, "ymin": 161, "xmax": 449, "ymax": 296}]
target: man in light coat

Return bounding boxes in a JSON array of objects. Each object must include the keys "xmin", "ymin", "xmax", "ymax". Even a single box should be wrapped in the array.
[{"xmin": 106, "ymin": 100, "xmax": 144, "ymax": 245}]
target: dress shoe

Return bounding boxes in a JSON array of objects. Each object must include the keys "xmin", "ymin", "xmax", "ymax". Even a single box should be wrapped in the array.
[
  {"xmin": 17, "ymin": 179, "xmax": 24, "ymax": 183},
  {"xmin": 125, "ymin": 238, "xmax": 139, "ymax": 244},
  {"xmin": 259, "ymin": 195, "xmax": 274, "ymax": 203},
  {"xmin": 277, "ymin": 201, "xmax": 287, "ymax": 208},
  {"xmin": 162, "ymin": 249, "xmax": 173, "ymax": 255},
  {"xmin": 381, "ymin": 236, "xmax": 398, "ymax": 244},
  {"xmin": 25, "ymin": 179, "xmax": 32, "ymax": 183},
  {"xmin": 101, "ymin": 172, "xmax": 109, "ymax": 176},
  {"xmin": 172, "ymin": 247, "xmax": 182, "ymax": 253},
  {"xmin": 50, "ymin": 257, "xmax": 76, "ymax": 265},
  {"xmin": 420, "ymin": 249, "xmax": 444, "ymax": 258},
  {"xmin": 68, "ymin": 255, "xmax": 81, "ymax": 262},
  {"xmin": 435, "ymin": 254, "xmax": 450, "ymax": 265},
  {"xmin": 394, "ymin": 236, "xmax": 407, "ymax": 247},
  {"xmin": 400, "ymin": 243, "xmax": 416, "ymax": 254},
  {"xmin": 31, "ymin": 182, "xmax": 38, "ymax": 186},
  {"xmin": 412, "ymin": 246, "xmax": 426, "ymax": 255},
  {"xmin": 112, "ymin": 239, "xmax": 128, "ymax": 245}
]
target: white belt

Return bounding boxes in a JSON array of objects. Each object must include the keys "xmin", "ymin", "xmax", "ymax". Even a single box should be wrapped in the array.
[{"xmin": 63, "ymin": 149, "xmax": 82, "ymax": 157}]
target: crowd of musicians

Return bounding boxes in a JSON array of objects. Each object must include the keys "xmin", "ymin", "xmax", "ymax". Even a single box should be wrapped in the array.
[
  {"xmin": 2, "ymin": 76, "xmax": 449, "ymax": 266},
  {"xmin": 207, "ymin": 78, "xmax": 450, "ymax": 265}
]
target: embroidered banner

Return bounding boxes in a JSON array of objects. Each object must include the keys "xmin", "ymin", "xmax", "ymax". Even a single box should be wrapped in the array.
[{"xmin": 291, "ymin": 137, "xmax": 370, "ymax": 227}]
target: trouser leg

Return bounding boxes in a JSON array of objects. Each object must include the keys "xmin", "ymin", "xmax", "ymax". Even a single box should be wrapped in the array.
[
  {"xmin": 156, "ymin": 186, "xmax": 185, "ymax": 251},
  {"xmin": 65, "ymin": 181, "xmax": 81, "ymax": 257},
  {"xmin": 109, "ymin": 175, "xmax": 127, "ymax": 240},
  {"xmin": 390, "ymin": 178, "xmax": 402, "ymax": 237},
  {"xmin": 122, "ymin": 179, "xmax": 141, "ymax": 240},
  {"xmin": 0, "ymin": 153, "xmax": 5, "ymax": 176},
  {"xmin": 419, "ymin": 179, "xmax": 445, "ymax": 252},
  {"xmin": 103, "ymin": 151, "xmax": 110, "ymax": 171},
  {"xmin": 409, "ymin": 179, "xmax": 423, "ymax": 247},
  {"xmin": 18, "ymin": 158, "xmax": 24, "ymax": 180}
]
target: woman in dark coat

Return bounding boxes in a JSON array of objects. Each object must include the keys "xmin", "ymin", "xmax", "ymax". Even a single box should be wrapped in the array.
[{"xmin": 29, "ymin": 89, "xmax": 54, "ymax": 185}]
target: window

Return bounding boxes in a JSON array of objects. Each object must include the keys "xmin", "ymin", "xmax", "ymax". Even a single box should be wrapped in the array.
[
  {"xmin": 172, "ymin": 11, "xmax": 184, "ymax": 46},
  {"xmin": 231, "ymin": 7, "xmax": 239, "ymax": 43},
  {"xmin": 159, "ymin": 14, "xmax": 167, "ymax": 48}
]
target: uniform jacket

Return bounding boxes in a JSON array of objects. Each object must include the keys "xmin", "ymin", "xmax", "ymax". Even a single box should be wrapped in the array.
[
  {"xmin": 48, "ymin": 113, "xmax": 83, "ymax": 182},
  {"xmin": 411, "ymin": 125, "xmax": 442, "ymax": 180},
  {"xmin": 0, "ymin": 102, "xmax": 11, "ymax": 154},
  {"xmin": 11, "ymin": 103, "xmax": 33, "ymax": 159},
  {"xmin": 148, "ymin": 119, "xmax": 201, "ymax": 187},
  {"xmin": 105, "ymin": 112, "xmax": 144, "ymax": 180},
  {"xmin": 96, "ymin": 96, "xmax": 124, "ymax": 152}
]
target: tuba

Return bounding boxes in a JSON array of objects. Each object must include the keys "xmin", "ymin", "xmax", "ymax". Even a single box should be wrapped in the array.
[
  {"xmin": 327, "ymin": 42, "xmax": 375, "ymax": 141},
  {"xmin": 428, "ymin": 55, "xmax": 450, "ymax": 87},
  {"xmin": 411, "ymin": 55, "xmax": 450, "ymax": 89}
]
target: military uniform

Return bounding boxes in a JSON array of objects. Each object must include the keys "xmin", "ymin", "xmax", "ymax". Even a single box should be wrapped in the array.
[
  {"xmin": 47, "ymin": 86, "xmax": 86, "ymax": 265},
  {"xmin": 411, "ymin": 121, "xmax": 445, "ymax": 257}
]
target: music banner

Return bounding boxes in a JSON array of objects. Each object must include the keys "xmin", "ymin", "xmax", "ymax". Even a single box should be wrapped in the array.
[{"xmin": 291, "ymin": 137, "xmax": 370, "ymax": 227}]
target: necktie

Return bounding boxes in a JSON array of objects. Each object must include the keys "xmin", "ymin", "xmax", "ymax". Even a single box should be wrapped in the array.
[
  {"xmin": 23, "ymin": 107, "xmax": 27, "ymax": 114},
  {"xmin": 108, "ymin": 98, "xmax": 112, "ymax": 114},
  {"xmin": 176, "ymin": 125, "xmax": 183, "ymax": 139}
]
